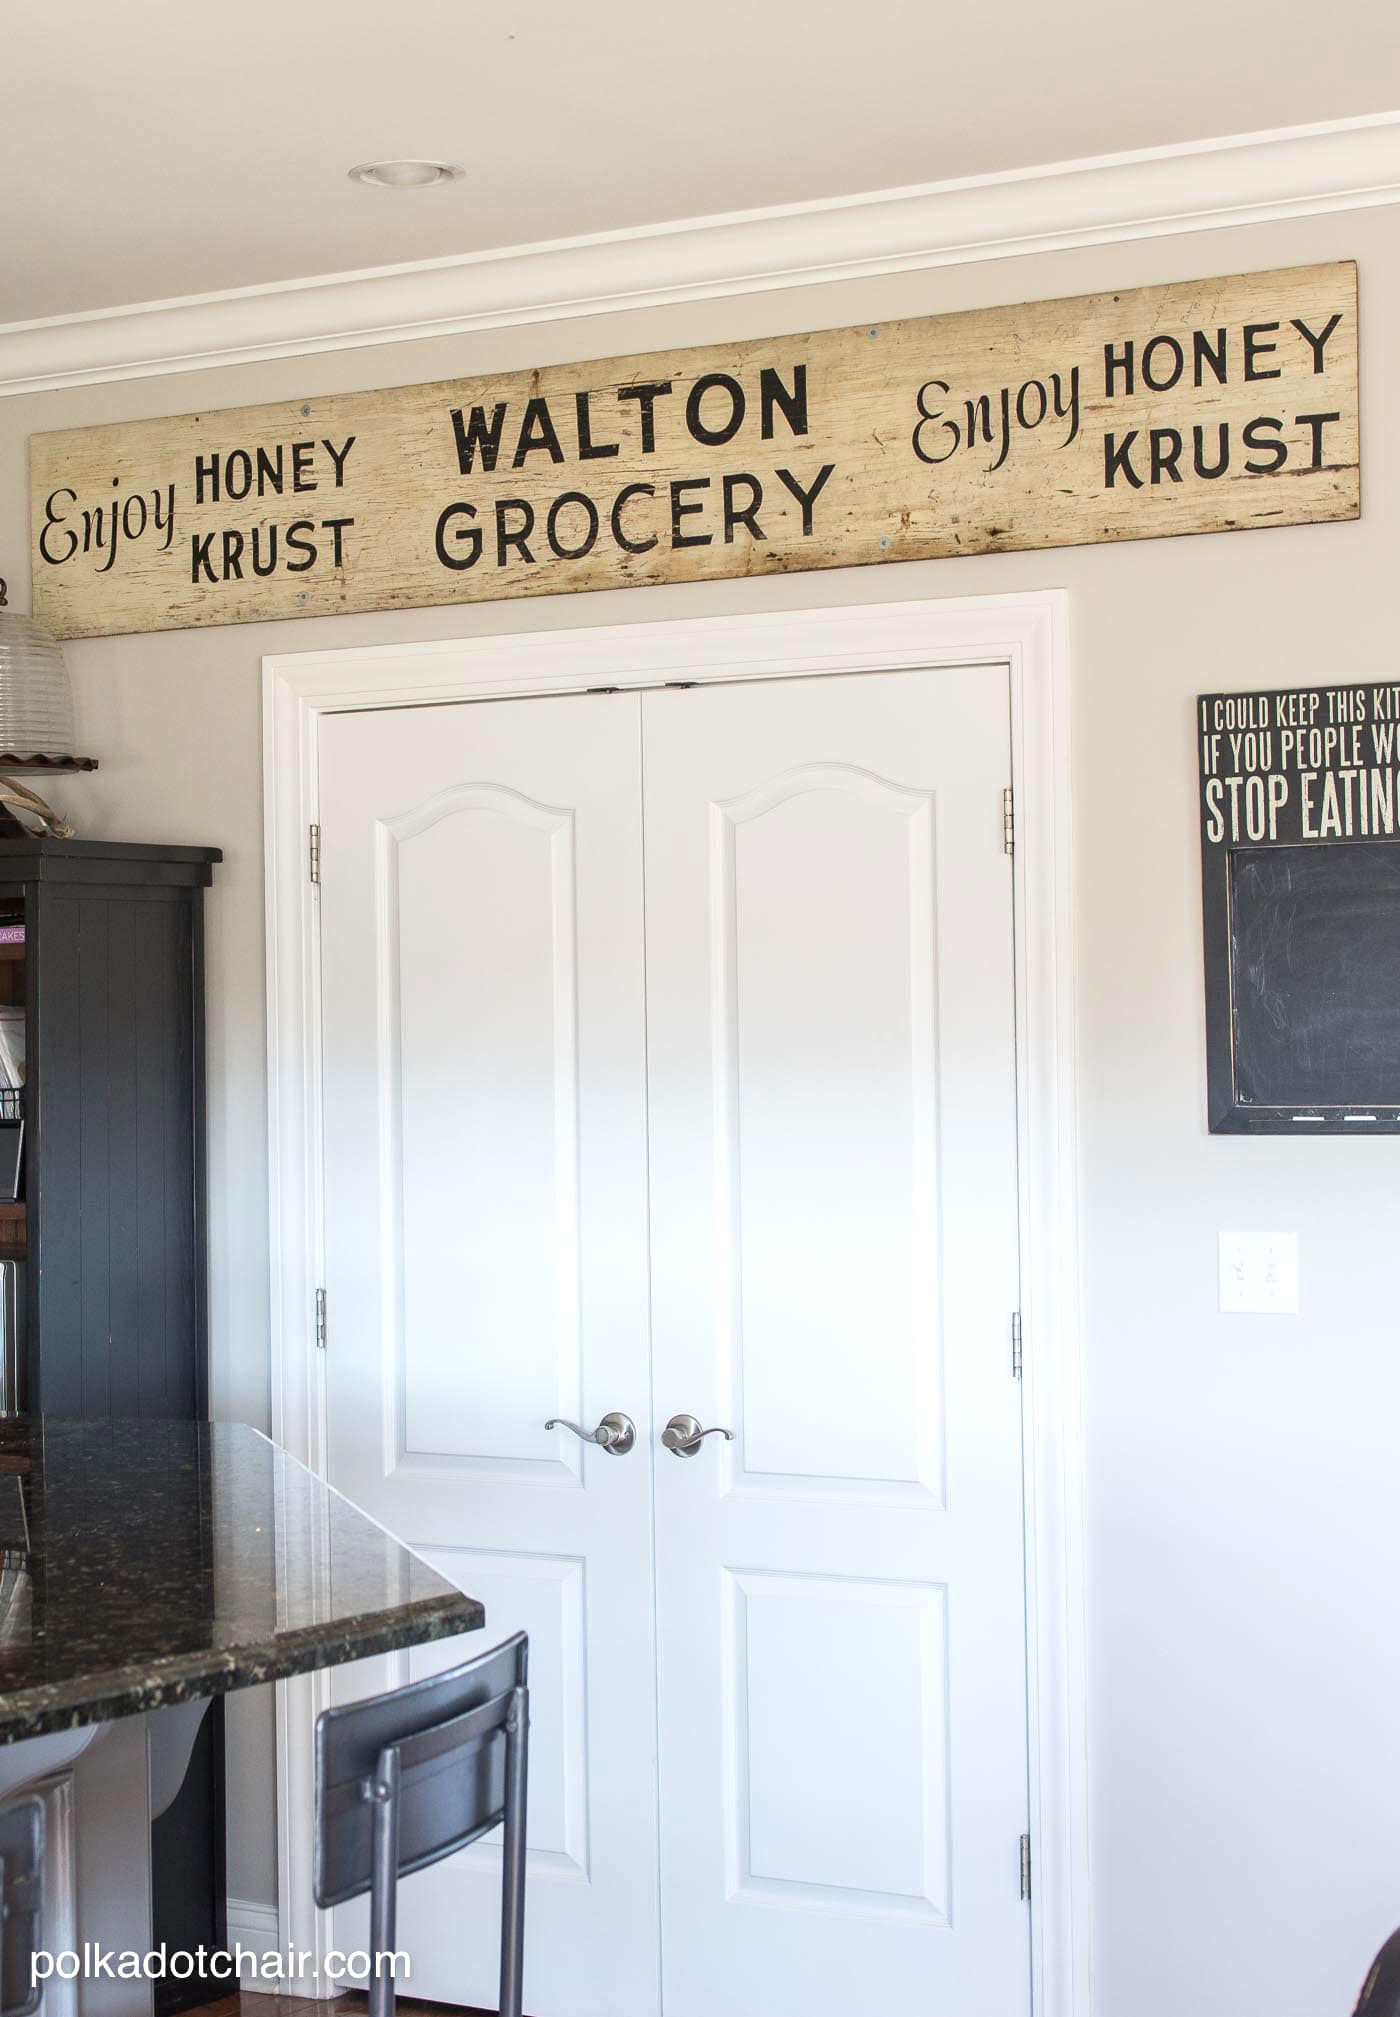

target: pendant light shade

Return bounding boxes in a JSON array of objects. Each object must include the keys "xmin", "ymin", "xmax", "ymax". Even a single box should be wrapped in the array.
[{"xmin": 0, "ymin": 579, "xmax": 81, "ymax": 763}]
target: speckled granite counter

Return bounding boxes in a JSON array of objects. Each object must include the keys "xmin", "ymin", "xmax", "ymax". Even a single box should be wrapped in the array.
[{"xmin": 0, "ymin": 1416, "xmax": 483, "ymax": 1741}]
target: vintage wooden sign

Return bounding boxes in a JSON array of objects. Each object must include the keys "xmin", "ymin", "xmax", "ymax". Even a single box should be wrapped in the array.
[
  {"xmin": 1199, "ymin": 679, "xmax": 1400, "ymax": 1133},
  {"xmin": 30, "ymin": 260, "xmax": 1358, "ymax": 639}
]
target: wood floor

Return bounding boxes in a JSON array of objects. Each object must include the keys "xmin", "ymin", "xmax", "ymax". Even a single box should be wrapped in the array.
[{"xmin": 195, "ymin": 1992, "xmax": 494, "ymax": 2017}]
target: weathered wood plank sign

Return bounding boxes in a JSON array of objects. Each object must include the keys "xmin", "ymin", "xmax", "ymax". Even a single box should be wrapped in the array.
[{"xmin": 29, "ymin": 260, "xmax": 1358, "ymax": 639}]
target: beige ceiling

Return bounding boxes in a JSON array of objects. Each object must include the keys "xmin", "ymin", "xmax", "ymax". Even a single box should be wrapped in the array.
[{"xmin": 3, "ymin": 0, "xmax": 1398, "ymax": 326}]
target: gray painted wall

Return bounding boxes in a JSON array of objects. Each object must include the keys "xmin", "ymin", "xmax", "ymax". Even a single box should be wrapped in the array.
[{"xmin": 2, "ymin": 202, "xmax": 1396, "ymax": 2015}]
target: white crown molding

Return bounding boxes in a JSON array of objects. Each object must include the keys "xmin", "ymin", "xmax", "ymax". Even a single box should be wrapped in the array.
[{"xmin": 3, "ymin": 112, "xmax": 1399, "ymax": 398}]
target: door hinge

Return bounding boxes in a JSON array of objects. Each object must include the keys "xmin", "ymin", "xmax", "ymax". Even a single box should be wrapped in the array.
[
  {"xmin": 315, "ymin": 1287, "xmax": 327, "ymax": 1350},
  {"xmin": 308, "ymin": 823, "xmax": 321, "ymax": 884},
  {"xmin": 1011, "ymin": 1310, "xmax": 1023, "ymax": 1379},
  {"xmin": 1020, "ymin": 1832, "xmax": 1032, "ymax": 1902},
  {"xmin": 1003, "ymin": 786, "xmax": 1015, "ymax": 857}
]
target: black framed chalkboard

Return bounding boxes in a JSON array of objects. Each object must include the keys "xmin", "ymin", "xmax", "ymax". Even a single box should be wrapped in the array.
[
  {"xmin": 1199, "ymin": 681, "xmax": 1400, "ymax": 1132},
  {"xmin": 1202, "ymin": 685, "xmax": 1400, "ymax": 1137}
]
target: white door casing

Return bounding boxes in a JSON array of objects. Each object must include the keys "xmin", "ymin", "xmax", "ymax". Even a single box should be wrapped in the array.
[
  {"xmin": 263, "ymin": 590, "xmax": 1087, "ymax": 2017},
  {"xmin": 643, "ymin": 671, "xmax": 1028, "ymax": 2017}
]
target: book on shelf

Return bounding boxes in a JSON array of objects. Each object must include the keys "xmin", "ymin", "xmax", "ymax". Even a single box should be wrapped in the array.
[{"xmin": 0, "ymin": 1011, "xmax": 21, "ymax": 1093}]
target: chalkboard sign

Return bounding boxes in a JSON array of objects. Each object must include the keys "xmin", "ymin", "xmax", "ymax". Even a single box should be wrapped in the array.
[{"xmin": 1199, "ymin": 681, "xmax": 1400, "ymax": 1132}]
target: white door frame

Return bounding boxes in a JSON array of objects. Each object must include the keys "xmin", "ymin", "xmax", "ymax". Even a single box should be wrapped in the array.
[{"xmin": 262, "ymin": 585, "xmax": 1089, "ymax": 2017}]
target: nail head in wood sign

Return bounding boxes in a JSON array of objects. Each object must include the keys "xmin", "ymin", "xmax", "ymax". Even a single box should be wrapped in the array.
[
  {"xmin": 1199, "ymin": 679, "xmax": 1400, "ymax": 1134},
  {"xmin": 29, "ymin": 259, "xmax": 1358, "ymax": 640}
]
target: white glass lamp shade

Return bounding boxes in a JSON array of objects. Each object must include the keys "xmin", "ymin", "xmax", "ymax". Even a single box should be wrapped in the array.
[{"xmin": 0, "ymin": 581, "xmax": 79, "ymax": 762}]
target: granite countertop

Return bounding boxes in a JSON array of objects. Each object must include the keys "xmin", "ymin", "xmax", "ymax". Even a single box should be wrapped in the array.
[{"xmin": 0, "ymin": 1417, "xmax": 484, "ymax": 1742}]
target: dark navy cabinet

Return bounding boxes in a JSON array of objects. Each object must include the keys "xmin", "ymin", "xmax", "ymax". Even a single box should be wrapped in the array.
[
  {"xmin": 0, "ymin": 835, "xmax": 224, "ymax": 2015},
  {"xmin": 0, "ymin": 837, "xmax": 220, "ymax": 1416}
]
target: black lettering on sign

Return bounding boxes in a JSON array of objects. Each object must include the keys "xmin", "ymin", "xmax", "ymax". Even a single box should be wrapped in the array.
[
  {"xmin": 1150, "ymin": 429, "xmax": 1183, "ymax": 484},
  {"xmin": 451, "ymin": 403, "xmax": 507, "ymax": 475},
  {"xmin": 1194, "ymin": 424, "xmax": 1230, "ymax": 479},
  {"xmin": 512, "ymin": 398, "xmax": 566, "ymax": 468},
  {"xmin": 1104, "ymin": 432, "xmax": 1143, "ymax": 489},
  {"xmin": 685, "ymin": 374, "xmax": 745, "ymax": 448},
  {"xmin": 84, "ymin": 492, "xmax": 117, "ymax": 574},
  {"xmin": 1297, "ymin": 412, "xmax": 1341, "ymax": 469},
  {"xmin": 774, "ymin": 463, "xmax": 835, "ymax": 535},
  {"xmin": 968, "ymin": 390, "xmax": 1013, "ymax": 473},
  {"xmin": 617, "ymin": 382, "xmax": 673, "ymax": 455},
  {"xmin": 191, "ymin": 531, "xmax": 216, "ymax": 583},
  {"xmin": 546, "ymin": 492, "xmax": 600, "ymax": 561},
  {"xmin": 611, "ymin": 482, "xmax": 657, "ymax": 554},
  {"xmin": 671, "ymin": 477, "xmax": 712, "ymax": 548},
  {"xmin": 912, "ymin": 370, "xmax": 1079, "ymax": 467},
  {"xmin": 285, "ymin": 521, "xmax": 318, "ymax": 571},
  {"xmin": 1243, "ymin": 323, "xmax": 1281, "ymax": 381},
  {"xmin": 759, "ymin": 365, "xmax": 809, "ymax": 441},
  {"xmin": 496, "ymin": 499, "xmax": 536, "ymax": 566},
  {"xmin": 1291, "ymin": 314, "xmax": 1342, "ymax": 372},
  {"xmin": 251, "ymin": 526, "xmax": 279, "ymax": 577},
  {"xmin": 911, "ymin": 382, "xmax": 955, "ymax": 464},
  {"xmin": 60, "ymin": 474, "xmax": 179, "ymax": 580},
  {"xmin": 575, "ymin": 391, "xmax": 620, "ymax": 461},
  {"xmin": 1104, "ymin": 341, "xmax": 1134, "ymax": 397},
  {"xmin": 1016, "ymin": 380, "xmax": 1047, "ymax": 430},
  {"xmin": 1194, "ymin": 328, "xmax": 1228, "ymax": 387},
  {"xmin": 722, "ymin": 473, "xmax": 766, "ymax": 543},
  {"xmin": 1242, "ymin": 416, "xmax": 1286, "ymax": 473},
  {"xmin": 435, "ymin": 502, "xmax": 482, "ymax": 570},
  {"xmin": 40, "ymin": 490, "xmax": 78, "ymax": 565},
  {"xmin": 1141, "ymin": 336, "xmax": 1184, "ymax": 393},
  {"xmin": 324, "ymin": 437, "xmax": 356, "ymax": 486}
]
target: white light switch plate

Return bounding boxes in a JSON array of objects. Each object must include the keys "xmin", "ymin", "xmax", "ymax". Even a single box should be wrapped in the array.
[{"xmin": 1218, "ymin": 1230, "xmax": 1299, "ymax": 1314}]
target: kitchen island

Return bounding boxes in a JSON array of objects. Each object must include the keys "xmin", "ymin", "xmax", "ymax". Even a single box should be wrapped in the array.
[{"xmin": 0, "ymin": 1417, "xmax": 484, "ymax": 2015}]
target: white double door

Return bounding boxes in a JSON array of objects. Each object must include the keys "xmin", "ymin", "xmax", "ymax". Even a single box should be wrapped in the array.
[{"xmin": 318, "ymin": 663, "xmax": 1030, "ymax": 2017}]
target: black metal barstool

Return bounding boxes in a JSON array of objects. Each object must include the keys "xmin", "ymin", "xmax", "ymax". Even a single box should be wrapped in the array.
[
  {"xmin": 0, "ymin": 1794, "xmax": 44, "ymax": 2017},
  {"xmin": 1356, "ymin": 1931, "xmax": 1400, "ymax": 2015},
  {"xmin": 314, "ymin": 1631, "xmax": 528, "ymax": 2017}
]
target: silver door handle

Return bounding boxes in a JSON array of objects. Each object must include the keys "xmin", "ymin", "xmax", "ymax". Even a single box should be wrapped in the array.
[
  {"xmin": 545, "ymin": 1411, "xmax": 636, "ymax": 1455},
  {"xmin": 662, "ymin": 1413, "xmax": 734, "ymax": 1458}
]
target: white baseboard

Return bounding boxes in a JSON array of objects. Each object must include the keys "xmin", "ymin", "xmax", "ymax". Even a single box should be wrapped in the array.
[{"xmin": 224, "ymin": 1896, "xmax": 283, "ymax": 1981}]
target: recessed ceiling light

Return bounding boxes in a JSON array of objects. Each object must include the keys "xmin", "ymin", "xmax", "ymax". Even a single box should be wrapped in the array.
[{"xmin": 348, "ymin": 160, "xmax": 464, "ymax": 190}]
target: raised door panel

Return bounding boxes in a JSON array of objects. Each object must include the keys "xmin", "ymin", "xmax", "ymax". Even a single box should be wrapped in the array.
[
  {"xmin": 719, "ymin": 767, "xmax": 942, "ymax": 1496},
  {"xmin": 727, "ymin": 1568, "xmax": 949, "ymax": 1915},
  {"xmin": 385, "ymin": 787, "xmax": 582, "ymax": 1470}
]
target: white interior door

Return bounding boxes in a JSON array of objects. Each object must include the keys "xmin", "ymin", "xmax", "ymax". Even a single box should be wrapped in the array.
[
  {"xmin": 314, "ymin": 660, "xmax": 1029, "ymax": 2017},
  {"xmin": 643, "ymin": 670, "xmax": 1029, "ymax": 2017},
  {"xmin": 317, "ymin": 692, "xmax": 660, "ymax": 2017}
]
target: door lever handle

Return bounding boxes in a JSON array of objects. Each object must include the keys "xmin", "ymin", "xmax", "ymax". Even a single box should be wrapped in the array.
[
  {"xmin": 546, "ymin": 1412, "xmax": 636, "ymax": 1455},
  {"xmin": 662, "ymin": 1413, "xmax": 734, "ymax": 1459}
]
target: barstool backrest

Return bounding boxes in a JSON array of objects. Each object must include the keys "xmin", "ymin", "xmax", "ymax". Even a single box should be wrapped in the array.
[
  {"xmin": 0, "ymin": 1794, "xmax": 44, "ymax": 2017},
  {"xmin": 314, "ymin": 1630, "xmax": 529, "ymax": 1907},
  {"xmin": 1356, "ymin": 1930, "xmax": 1400, "ymax": 2015}
]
